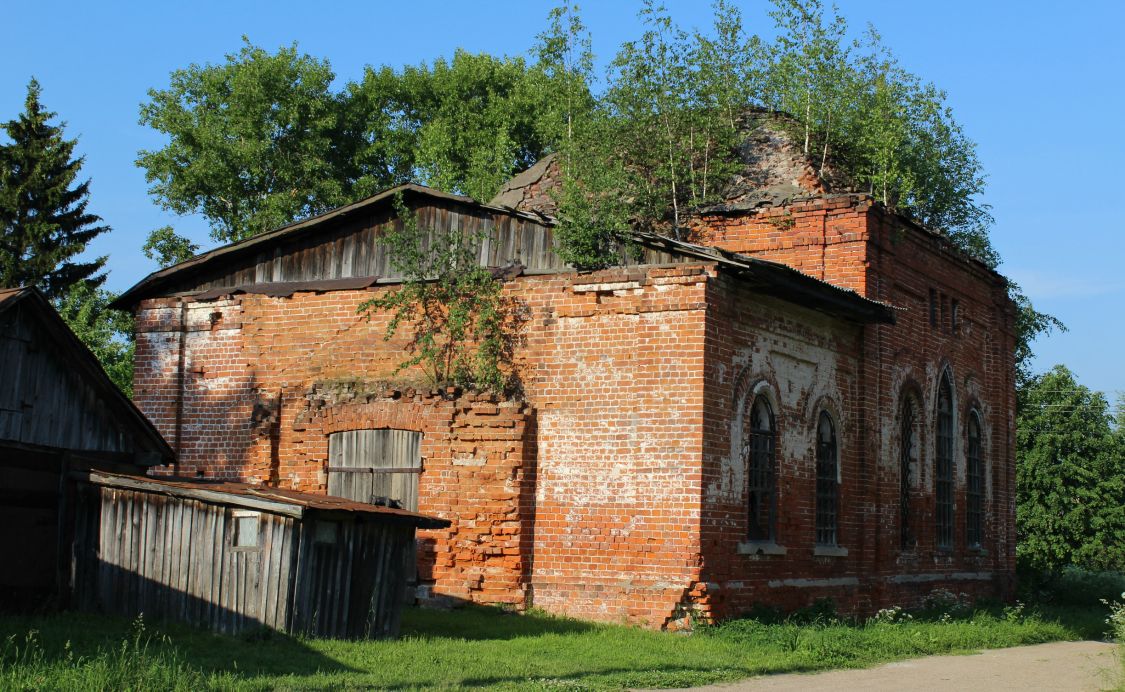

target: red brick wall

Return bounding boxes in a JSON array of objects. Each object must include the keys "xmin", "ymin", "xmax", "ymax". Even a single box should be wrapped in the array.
[
  {"xmin": 698, "ymin": 196, "xmax": 872, "ymax": 294},
  {"xmin": 131, "ymin": 201, "xmax": 1017, "ymax": 626},
  {"xmin": 683, "ymin": 198, "xmax": 1017, "ymax": 616},
  {"xmin": 696, "ymin": 278, "xmax": 872, "ymax": 619},
  {"xmin": 133, "ymin": 265, "xmax": 715, "ymax": 627}
]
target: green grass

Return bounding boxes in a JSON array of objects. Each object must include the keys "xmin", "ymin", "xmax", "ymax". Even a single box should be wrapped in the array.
[{"xmin": 0, "ymin": 603, "xmax": 1112, "ymax": 691}]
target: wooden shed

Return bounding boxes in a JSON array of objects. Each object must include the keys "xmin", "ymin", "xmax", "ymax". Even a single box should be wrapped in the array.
[
  {"xmin": 70, "ymin": 471, "xmax": 449, "ymax": 639},
  {"xmin": 0, "ymin": 287, "xmax": 174, "ymax": 609}
]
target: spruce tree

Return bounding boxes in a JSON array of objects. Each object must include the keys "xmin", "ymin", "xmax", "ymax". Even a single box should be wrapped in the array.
[{"xmin": 0, "ymin": 79, "xmax": 108, "ymax": 297}]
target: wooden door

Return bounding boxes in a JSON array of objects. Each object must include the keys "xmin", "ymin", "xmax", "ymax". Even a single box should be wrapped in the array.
[
  {"xmin": 326, "ymin": 429, "xmax": 422, "ymax": 600},
  {"xmin": 326, "ymin": 429, "xmax": 422, "ymax": 509}
]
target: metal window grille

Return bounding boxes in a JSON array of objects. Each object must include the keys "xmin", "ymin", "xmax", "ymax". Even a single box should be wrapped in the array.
[
  {"xmin": 966, "ymin": 413, "xmax": 983, "ymax": 547},
  {"xmin": 900, "ymin": 399, "xmax": 916, "ymax": 549},
  {"xmin": 747, "ymin": 396, "xmax": 776, "ymax": 541},
  {"xmin": 936, "ymin": 378, "xmax": 955, "ymax": 549},
  {"xmin": 815, "ymin": 412, "xmax": 838, "ymax": 546}
]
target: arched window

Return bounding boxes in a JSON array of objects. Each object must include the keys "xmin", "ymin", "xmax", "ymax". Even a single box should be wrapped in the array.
[
  {"xmin": 900, "ymin": 396, "xmax": 917, "ymax": 549},
  {"xmin": 747, "ymin": 395, "xmax": 776, "ymax": 541},
  {"xmin": 966, "ymin": 411, "xmax": 983, "ymax": 547},
  {"xmin": 815, "ymin": 411, "xmax": 838, "ymax": 546},
  {"xmin": 936, "ymin": 374, "xmax": 955, "ymax": 549}
]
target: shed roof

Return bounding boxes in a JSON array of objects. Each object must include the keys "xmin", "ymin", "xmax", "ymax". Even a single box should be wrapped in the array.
[
  {"xmin": 75, "ymin": 470, "xmax": 451, "ymax": 528},
  {"xmin": 0, "ymin": 287, "xmax": 175, "ymax": 464},
  {"xmin": 111, "ymin": 183, "xmax": 894, "ymax": 324}
]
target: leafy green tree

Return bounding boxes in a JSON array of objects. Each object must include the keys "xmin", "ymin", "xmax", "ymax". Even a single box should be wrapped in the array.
[
  {"xmin": 0, "ymin": 79, "xmax": 109, "ymax": 298},
  {"xmin": 1016, "ymin": 365, "xmax": 1125, "ymax": 572},
  {"xmin": 137, "ymin": 38, "xmax": 347, "ymax": 245},
  {"xmin": 358, "ymin": 196, "xmax": 516, "ymax": 392},
  {"xmin": 55, "ymin": 282, "xmax": 135, "ymax": 396},
  {"xmin": 764, "ymin": 0, "xmax": 852, "ymax": 168},
  {"xmin": 142, "ymin": 225, "xmax": 199, "ymax": 268},
  {"xmin": 534, "ymin": 2, "xmax": 633, "ymax": 269},
  {"xmin": 1011, "ymin": 284, "xmax": 1066, "ymax": 397},
  {"xmin": 348, "ymin": 50, "xmax": 579, "ymax": 203}
]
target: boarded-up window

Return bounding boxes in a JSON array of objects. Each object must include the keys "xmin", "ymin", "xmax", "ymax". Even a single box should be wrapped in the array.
[{"xmin": 327, "ymin": 429, "xmax": 422, "ymax": 510}]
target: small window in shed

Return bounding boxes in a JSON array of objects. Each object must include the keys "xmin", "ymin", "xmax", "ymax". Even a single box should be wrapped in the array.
[
  {"xmin": 315, "ymin": 521, "xmax": 339, "ymax": 545},
  {"xmin": 232, "ymin": 512, "xmax": 260, "ymax": 548}
]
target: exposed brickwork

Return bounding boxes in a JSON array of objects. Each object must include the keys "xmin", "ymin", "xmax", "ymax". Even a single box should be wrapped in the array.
[
  {"xmin": 684, "ymin": 198, "xmax": 1018, "ymax": 618},
  {"xmin": 131, "ymin": 193, "xmax": 1016, "ymax": 628},
  {"xmin": 134, "ymin": 265, "xmax": 716, "ymax": 628}
]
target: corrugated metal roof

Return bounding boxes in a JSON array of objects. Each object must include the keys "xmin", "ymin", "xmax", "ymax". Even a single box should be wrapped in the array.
[{"xmin": 76, "ymin": 470, "xmax": 451, "ymax": 528}]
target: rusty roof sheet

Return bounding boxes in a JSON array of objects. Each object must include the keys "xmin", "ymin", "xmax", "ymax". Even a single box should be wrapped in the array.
[{"xmin": 78, "ymin": 470, "xmax": 451, "ymax": 528}]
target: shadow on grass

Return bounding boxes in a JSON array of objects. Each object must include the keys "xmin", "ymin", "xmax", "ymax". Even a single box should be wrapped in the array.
[
  {"xmin": 0, "ymin": 612, "xmax": 356, "ymax": 678},
  {"xmin": 400, "ymin": 604, "xmax": 600, "ymax": 641},
  {"xmin": 456, "ymin": 662, "xmax": 825, "ymax": 689}
]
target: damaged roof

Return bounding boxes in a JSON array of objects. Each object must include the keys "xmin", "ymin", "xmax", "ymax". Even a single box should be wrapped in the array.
[
  {"xmin": 112, "ymin": 183, "xmax": 894, "ymax": 324},
  {"xmin": 77, "ymin": 470, "xmax": 452, "ymax": 528}
]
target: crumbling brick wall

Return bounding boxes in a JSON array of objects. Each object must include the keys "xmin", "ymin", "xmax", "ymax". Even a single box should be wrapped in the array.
[
  {"xmin": 133, "ymin": 265, "xmax": 716, "ymax": 627},
  {"xmin": 131, "ymin": 189, "xmax": 1017, "ymax": 627}
]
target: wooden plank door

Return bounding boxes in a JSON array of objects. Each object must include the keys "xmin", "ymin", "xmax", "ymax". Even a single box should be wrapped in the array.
[
  {"xmin": 326, "ymin": 429, "xmax": 422, "ymax": 601},
  {"xmin": 326, "ymin": 429, "xmax": 421, "ymax": 510}
]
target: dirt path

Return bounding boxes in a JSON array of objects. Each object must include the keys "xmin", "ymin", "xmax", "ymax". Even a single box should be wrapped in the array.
[{"xmin": 682, "ymin": 641, "xmax": 1121, "ymax": 691}]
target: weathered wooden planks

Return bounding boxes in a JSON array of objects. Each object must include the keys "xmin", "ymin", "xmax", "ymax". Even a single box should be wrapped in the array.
[
  {"xmin": 327, "ymin": 429, "xmax": 422, "ymax": 510},
  {"xmin": 72, "ymin": 480, "xmax": 420, "ymax": 639}
]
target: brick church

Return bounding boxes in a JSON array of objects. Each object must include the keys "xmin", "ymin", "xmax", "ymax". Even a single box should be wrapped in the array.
[{"xmin": 115, "ymin": 117, "xmax": 1017, "ymax": 629}]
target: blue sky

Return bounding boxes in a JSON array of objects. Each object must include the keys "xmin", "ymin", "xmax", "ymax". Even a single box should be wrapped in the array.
[{"xmin": 3, "ymin": 1, "xmax": 1122, "ymax": 398}]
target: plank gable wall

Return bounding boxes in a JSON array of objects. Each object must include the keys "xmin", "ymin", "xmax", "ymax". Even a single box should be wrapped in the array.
[
  {"xmin": 0, "ymin": 302, "xmax": 133, "ymax": 453},
  {"xmin": 157, "ymin": 200, "xmax": 688, "ymax": 296}
]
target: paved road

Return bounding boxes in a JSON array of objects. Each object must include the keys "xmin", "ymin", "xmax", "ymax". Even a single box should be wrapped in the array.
[{"xmin": 681, "ymin": 641, "xmax": 1121, "ymax": 691}]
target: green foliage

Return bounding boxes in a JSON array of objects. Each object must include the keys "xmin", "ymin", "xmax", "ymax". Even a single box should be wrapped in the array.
[
  {"xmin": 535, "ymin": 3, "xmax": 632, "ymax": 270},
  {"xmin": 54, "ymin": 281, "xmax": 135, "ymax": 396},
  {"xmin": 545, "ymin": 0, "xmax": 998, "ymax": 269},
  {"xmin": 760, "ymin": 0, "xmax": 997, "ymax": 266},
  {"xmin": 140, "ymin": 38, "xmax": 588, "ymax": 245},
  {"xmin": 599, "ymin": 1, "xmax": 741, "ymax": 236},
  {"xmin": 142, "ymin": 225, "xmax": 199, "ymax": 268},
  {"xmin": 1016, "ymin": 365, "xmax": 1125, "ymax": 573},
  {"xmin": 357, "ymin": 196, "xmax": 514, "ymax": 392},
  {"xmin": 138, "ymin": 38, "xmax": 348, "ymax": 244},
  {"xmin": 349, "ymin": 50, "xmax": 578, "ymax": 203},
  {"xmin": 0, "ymin": 604, "xmax": 1102, "ymax": 690},
  {"xmin": 0, "ymin": 79, "xmax": 108, "ymax": 298},
  {"xmin": 1010, "ymin": 283, "xmax": 1067, "ymax": 395},
  {"xmin": 1019, "ymin": 566, "xmax": 1125, "ymax": 608}
]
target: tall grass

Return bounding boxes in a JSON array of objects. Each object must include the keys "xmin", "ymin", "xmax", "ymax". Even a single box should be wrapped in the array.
[{"xmin": 0, "ymin": 615, "xmax": 210, "ymax": 691}]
